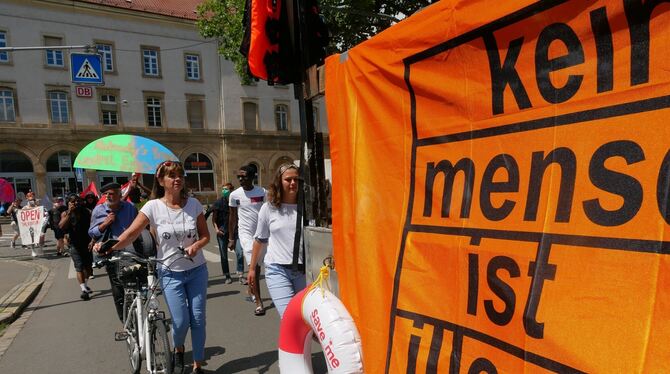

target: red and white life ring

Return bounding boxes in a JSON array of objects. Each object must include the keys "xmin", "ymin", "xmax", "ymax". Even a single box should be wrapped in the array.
[{"xmin": 278, "ymin": 287, "xmax": 364, "ymax": 373}]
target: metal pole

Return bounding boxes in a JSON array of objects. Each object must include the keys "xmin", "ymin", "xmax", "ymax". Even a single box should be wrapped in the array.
[{"xmin": 0, "ymin": 45, "xmax": 90, "ymax": 52}]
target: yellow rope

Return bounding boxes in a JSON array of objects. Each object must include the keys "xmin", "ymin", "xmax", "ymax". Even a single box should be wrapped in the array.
[{"xmin": 309, "ymin": 264, "xmax": 331, "ymax": 296}]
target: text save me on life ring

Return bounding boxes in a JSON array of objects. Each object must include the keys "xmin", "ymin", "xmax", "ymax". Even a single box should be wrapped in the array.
[{"xmin": 278, "ymin": 287, "xmax": 364, "ymax": 373}]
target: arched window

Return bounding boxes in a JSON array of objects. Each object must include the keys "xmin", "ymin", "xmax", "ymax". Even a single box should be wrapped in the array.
[
  {"xmin": 185, "ymin": 153, "xmax": 214, "ymax": 192},
  {"xmin": 275, "ymin": 104, "xmax": 289, "ymax": 131},
  {"xmin": 0, "ymin": 151, "xmax": 34, "ymax": 196},
  {"xmin": 46, "ymin": 151, "xmax": 81, "ymax": 197},
  {"xmin": 46, "ymin": 151, "xmax": 76, "ymax": 172}
]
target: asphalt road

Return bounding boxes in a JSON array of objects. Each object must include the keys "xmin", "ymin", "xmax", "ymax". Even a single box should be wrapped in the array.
[{"xmin": 0, "ymin": 224, "xmax": 327, "ymax": 373}]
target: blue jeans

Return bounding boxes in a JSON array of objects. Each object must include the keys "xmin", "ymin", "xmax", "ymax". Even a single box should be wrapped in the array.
[
  {"xmin": 215, "ymin": 234, "xmax": 244, "ymax": 274},
  {"xmin": 234, "ymin": 239, "xmax": 244, "ymax": 273},
  {"xmin": 265, "ymin": 263, "xmax": 307, "ymax": 319},
  {"xmin": 215, "ymin": 233, "xmax": 230, "ymax": 276},
  {"xmin": 159, "ymin": 263, "xmax": 208, "ymax": 361}
]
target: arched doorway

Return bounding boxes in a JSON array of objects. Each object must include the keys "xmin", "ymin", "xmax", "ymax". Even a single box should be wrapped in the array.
[
  {"xmin": 0, "ymin": 151, "xmax": 34, "ymax": 200},
  {"xmin": 46, "ymin": 150, "xmax": 81, "ymax": 198}
]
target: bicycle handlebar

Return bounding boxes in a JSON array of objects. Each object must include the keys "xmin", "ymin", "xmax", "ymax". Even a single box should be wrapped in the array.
[{"xmin": 94, "ymin": 241, "xmax": 192, "ymax": 269}]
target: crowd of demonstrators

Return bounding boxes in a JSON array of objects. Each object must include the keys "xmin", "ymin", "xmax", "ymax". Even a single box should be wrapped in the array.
[
  {"xmin": 210, "ymin": 182, "xmax": 237, "ymax": 283},
  {"xmin": 228, "ymin": 164, "xmax": 267, "ymax": 316},
  {"xmin": 98, "ymin": 161, "xmax": 210, "ymax": 374},
  {"xmin": 249, "ymin": 164, "xmax": 306, "ymax": 318},
  {"xmin": 59, "ymin": 194, "xmax": 94, "ymax": 300},
  {"xmin": 88, "ymin": 182, "xmax": 138, "ymax": 321},
  {"xmin": 3, "ymin": 163, "xmax": 313, "ymax": 371}
]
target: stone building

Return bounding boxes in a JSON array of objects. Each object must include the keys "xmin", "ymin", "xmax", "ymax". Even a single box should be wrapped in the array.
[{"xmin": 0, "ymin": 0, "xmax": 328, "ymax": 205}]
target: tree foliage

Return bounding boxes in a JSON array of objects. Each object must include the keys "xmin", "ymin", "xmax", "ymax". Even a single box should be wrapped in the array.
[
  {"xmin": 197, "ymin": 0, "xmax": 251, "ymax": 83},
  {"xmin": 196, "ymin": 0, "xmax": 436, "ymax": 82}
]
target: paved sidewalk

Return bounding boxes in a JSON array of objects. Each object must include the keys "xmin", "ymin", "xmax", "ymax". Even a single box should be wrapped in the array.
[
  {"xmin": 0, "ymin": 223, "xmax": 51, "ymax": 326},
  {"xmin": 0, "ymin": 260, "xmax": 48, "ymax": 325}
]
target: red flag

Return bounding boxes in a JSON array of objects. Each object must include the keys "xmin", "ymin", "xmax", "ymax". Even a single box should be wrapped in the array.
[{"xmin": 79, "ymin": 182, "xmax": 99, "ymax": 199}]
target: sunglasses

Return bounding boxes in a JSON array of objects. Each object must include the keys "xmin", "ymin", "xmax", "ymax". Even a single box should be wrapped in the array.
[
  {"xmin": 159, "ymin": 160, "xmax": 181, "ymax": 168},
  {"xmin": 156, "ymin": 160, "xmax": 181, "ymax": 174},
  {"xmin": 278, "ymin": 164, "xmax": 298, "ymax": 175}
]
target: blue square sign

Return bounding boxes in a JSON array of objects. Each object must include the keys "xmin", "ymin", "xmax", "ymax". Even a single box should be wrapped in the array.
[{"xmin": 70, "ymin": 53, "xmax": 104, "ymax": 85}]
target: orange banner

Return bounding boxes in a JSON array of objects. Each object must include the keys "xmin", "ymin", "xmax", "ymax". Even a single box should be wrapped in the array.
[{"xmin": 326, "ymin": 1, "xmax": 670, "ymax": 372}]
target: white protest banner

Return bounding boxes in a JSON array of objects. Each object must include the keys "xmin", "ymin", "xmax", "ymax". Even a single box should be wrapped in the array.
[{"xmin": 17, "ymin": 207, "xmax": 45, "ymax": 245}]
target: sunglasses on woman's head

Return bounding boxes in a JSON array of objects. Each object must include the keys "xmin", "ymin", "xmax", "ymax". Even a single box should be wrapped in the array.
[
  {"xmin": 156, "ymin": 160, "xmax": 181, "ymax": 174},
  {"xmin": 278, "ymin": 164, "xmax": 299, "ymax": 175},
  {"xmin": 159, "ymin": 160, "xmax": 181, "ymax": 168}
]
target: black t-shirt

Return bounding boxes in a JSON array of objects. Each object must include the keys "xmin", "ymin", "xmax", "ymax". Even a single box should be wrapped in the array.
[
  {"xmin": 66, "ymin": 207, "xmax": 92, "ymax": 247},
  {"xmin": 127, "ymin": 187, "xmax": 141, "ymax": 204},
  {"xmin": 10, "ymin": 207, "xmax": 18, "ymax": 223},
  {"xmin": 211, "ymin": 197, "xmax": 230, "ymax": 234},
  {"xmin": 49, "ymin": 206, "xmax": 67, "ymax": 228}
]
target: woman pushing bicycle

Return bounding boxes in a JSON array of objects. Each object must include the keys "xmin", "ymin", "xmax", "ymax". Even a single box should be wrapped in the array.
[{"xmin": 95, "ymin": 160, "xmax": 210, "ymax": 374}]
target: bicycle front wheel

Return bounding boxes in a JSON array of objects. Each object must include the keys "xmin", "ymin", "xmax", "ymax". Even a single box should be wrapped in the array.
[
  {"xmin": 150, "ymin": 320, "xmax": 172, "ymax": 374},
  {"xmin": 125, "ymin": 304, "xmax": 141, "ymax": 374}
]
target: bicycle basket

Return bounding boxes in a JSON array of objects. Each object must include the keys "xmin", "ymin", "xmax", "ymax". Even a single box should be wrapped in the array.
[
  {"xmin": 132, "ymin": 228, "xmax": 157, "ymax": 258},
  {"xmin": 117, "ymin": 261, "xmax": 148, "ymax": 288}
]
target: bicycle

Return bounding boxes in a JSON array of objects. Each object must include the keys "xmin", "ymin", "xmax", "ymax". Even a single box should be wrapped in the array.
[{"xmin": 100, "ymin": 241, "xmax": 188, "ymax": 374}]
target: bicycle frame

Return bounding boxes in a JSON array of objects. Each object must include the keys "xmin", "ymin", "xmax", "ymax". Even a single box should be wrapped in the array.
[{"xmin": 118, "ymin": 253, "xmax": 170, "ymax": 374}]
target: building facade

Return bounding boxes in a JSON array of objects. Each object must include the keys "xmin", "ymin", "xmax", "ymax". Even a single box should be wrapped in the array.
[{"xmin": 0, "ymin": 0, "xmax": 328, "ymax": 205}]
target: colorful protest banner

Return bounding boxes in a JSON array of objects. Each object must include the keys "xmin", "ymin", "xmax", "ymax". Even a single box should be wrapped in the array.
[
  {"xmin": 325, "ymin": 0, "xmax": 670, "ymax": 372},
  {"xmin": 17, "ymin": 206, "xmax": 45, "ymax": 246}
]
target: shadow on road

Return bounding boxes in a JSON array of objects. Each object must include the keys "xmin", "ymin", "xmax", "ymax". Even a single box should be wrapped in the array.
[
  {"xmin": 33, "ymin": 289, "xmax": 112, "ymax": 311},
  {"xmin": 212, "ymin": 349, "xmax": 277, "ymax": 373},
  {"xmin": 207, "ymin": 274, "xmax": 266, "ymax": 287},
  {"xmin": 204, "ymin": 345, "xmax": 226, "ymax": 361},
  {"xmin": 206, "ymin": 290, "xmax": 240, "ymax": 300},
  {"xmin": 207, "ymin": 349, "xmax": 327, "ymax": 373}
]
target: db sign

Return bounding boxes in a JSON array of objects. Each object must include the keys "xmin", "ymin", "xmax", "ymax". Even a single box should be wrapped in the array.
[{"xmin": 75, "ymin": 86, "xmax": 93, "ymax": 98}]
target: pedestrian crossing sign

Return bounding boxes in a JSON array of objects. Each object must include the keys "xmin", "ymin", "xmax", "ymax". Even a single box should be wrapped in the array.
[{"xmin": 70, "ymin": 53, "xmax": 104, "ymax": 85}]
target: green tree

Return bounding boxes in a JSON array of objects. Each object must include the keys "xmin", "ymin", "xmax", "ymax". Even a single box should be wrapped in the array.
[
  {"xmin": 196, "ymin": 0, "xmax": 435, "ymax": 82},
  {"xmin": 197, "ymin": 0, "xmax": 251, "ymax": 83}
]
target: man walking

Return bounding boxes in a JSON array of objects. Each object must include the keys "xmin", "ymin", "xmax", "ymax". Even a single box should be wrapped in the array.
[
  {"xmin": 211, "ymin": 182, "xmax": 240, "ymax": 283},
  {"xmin": 59, "ymin": 194, "xmax": 93, "ymax": 300},
  {"xmin": 88, "ymin": 182, "xmax": 138, "ymax": 321},
  {"xmin": 48, "ymin": 197, "xmax": 68, "ymax": 256},
  {"xmin": 228, "ymin": 165, "xmax": 267, "ymax": 315}
]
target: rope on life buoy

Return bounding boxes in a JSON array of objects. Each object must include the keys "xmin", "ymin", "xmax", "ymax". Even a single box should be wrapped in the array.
[{"xmin": 278, "ymin": 264, "xmax": 364, "ymax": 373}]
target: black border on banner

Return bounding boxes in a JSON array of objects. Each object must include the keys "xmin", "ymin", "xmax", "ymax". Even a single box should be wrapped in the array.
[{"xmin": 384, "ymin": 0, "xmax": 670, "ymax": 372}]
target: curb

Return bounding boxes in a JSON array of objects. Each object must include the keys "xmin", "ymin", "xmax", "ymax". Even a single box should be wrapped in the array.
[{"xmin": 0, "ymin": 260, "xmax": 49, "ymax": 326}]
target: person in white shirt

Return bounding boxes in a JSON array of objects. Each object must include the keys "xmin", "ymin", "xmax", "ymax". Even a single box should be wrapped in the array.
[
  {"xmin": 98, "ymin": 161, "xmax": 210, "ymax": 374},
  {"xmin": 248, "ymin": 163, "xmax": 305, "ymax": 318},
  {"xmin": 228, "ymin": 164, "xmax": 267, "ymax": 315}
]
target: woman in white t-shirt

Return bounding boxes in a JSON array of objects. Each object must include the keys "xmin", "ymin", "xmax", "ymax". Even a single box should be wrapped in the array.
[
  {"xmin": 248, "ymin": 163, "xmax": 306, "ymax": 318},
  {"xmin": 100, "ymin": 161, "xmax": 210, "ymax": 374}
]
